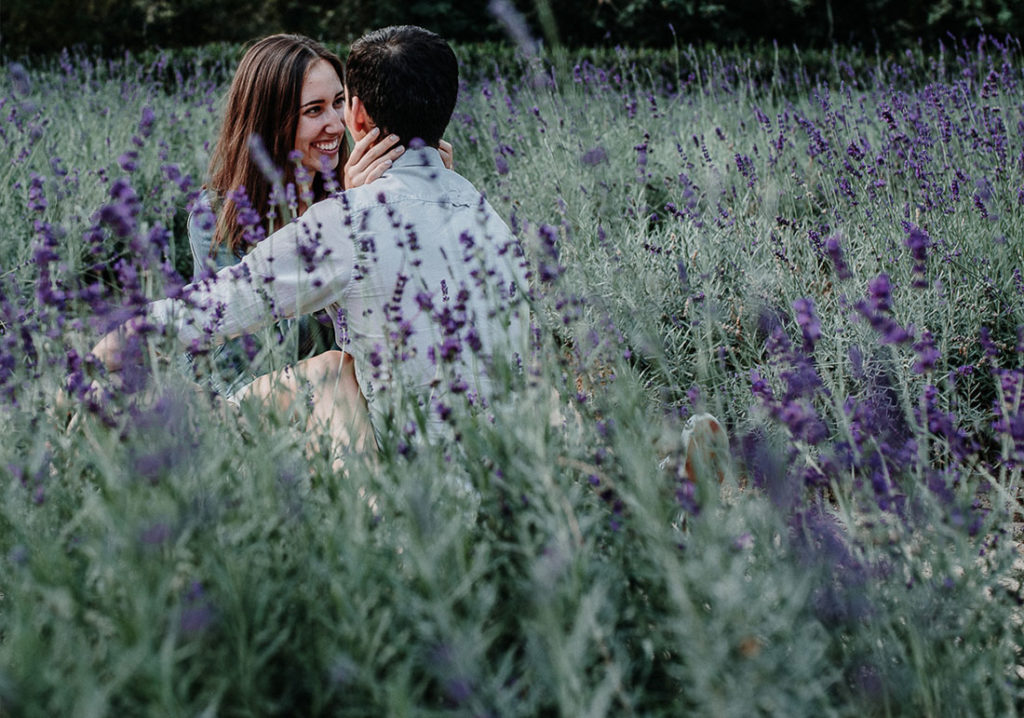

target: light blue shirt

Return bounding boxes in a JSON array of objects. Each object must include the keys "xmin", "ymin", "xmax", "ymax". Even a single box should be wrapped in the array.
[{"xmin": 152, "ymin": 148, "xmax": 530, "ymax": 433}]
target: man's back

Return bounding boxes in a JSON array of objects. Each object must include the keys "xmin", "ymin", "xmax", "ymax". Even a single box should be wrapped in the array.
[
  {"xmin": 305, "ymin": 146, "xmax": 530, "ymax": 427},
  {"xmin": 151, "ymin": 146, "xmax": 529, "ymax": 434}
]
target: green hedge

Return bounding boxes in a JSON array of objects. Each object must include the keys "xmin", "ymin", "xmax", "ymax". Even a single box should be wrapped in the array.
[{"xmin": 3, "ymin": 0, "xmax": 1024, "ymax": 59}]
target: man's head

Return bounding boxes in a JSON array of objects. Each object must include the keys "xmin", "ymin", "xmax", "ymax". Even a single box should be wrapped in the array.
[{"xmin": 343, "ymin": 26, "xmax": 458, "ymax": 148}]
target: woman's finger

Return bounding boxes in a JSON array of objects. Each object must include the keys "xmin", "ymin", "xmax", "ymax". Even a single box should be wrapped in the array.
[
  {"xmin": 353, "ymin": 131, "xmax": 401, "ymax": 171},
  {"xmin": 344, "ymin": 131, "xmax": 404, "ymax": 188},
  {"xmin": 347, "ymin": 145, "xmax": 403, "ymax": 188},
  {"xmin": 362, "ymin": 160, "xmax": 391, "ymax": 185},
  {"xmin": 345, "ymin": 127, "xmax": 379, "ymax": 167},
  {"xmin": 439, "ymin": 139, "xmax": 454, "ymax": 169}
]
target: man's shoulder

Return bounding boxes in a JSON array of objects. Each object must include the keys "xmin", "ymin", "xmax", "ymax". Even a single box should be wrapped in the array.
[
  {"xmin": 307, "ymin": 164, "xmax": 498, "ymax": 220},
  {"xmin": 303, "ymin": 190, "xmax": 377, "ymax": 222}
]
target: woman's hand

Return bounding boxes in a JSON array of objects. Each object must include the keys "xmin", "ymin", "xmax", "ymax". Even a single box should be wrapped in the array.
[
  {"xmin": 439, "ymin": 139, "xmax": 454, "ymax": 170},
  {"xmin": 344, "ymin": 128, "xmax": 404, "ymax": 189}
]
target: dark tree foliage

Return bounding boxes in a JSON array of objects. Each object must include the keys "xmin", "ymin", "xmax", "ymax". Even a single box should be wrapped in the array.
[{"xmin": 2, "ymin": 0, "xmax": 1022, "ymax": 57}]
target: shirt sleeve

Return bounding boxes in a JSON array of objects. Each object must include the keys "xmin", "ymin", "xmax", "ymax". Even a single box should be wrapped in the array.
[{"xmin": 151, "ymin": 200, "xmax": 353, "ymax": 350}]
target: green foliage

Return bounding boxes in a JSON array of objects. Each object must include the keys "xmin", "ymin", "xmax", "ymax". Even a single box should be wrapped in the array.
[
  {"xmin": 4, "ymin": 0, "xmax": 1024, "ymax": 58},
  {"xmin": 1, "ymin": 40, "xmax": 1024, "ymax": 715},
  {"xmin": 0, "ymin": 0, "xmax": 504, "ymax": 58}
]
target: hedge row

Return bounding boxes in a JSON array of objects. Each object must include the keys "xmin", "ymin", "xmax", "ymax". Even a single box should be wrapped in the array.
[{"xmin": 3, "ymin": 0, "xmax": 1023, "ymax": 58}]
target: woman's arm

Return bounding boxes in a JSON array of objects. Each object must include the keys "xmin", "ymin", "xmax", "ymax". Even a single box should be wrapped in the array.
[{"xmin": 188, "ymin": 190, "xmax": 246, "ymax": 281}]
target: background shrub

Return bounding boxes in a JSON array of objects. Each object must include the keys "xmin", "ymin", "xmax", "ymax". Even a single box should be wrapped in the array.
[{"xmin": 4, "ymin": 0, "xmax": 1024, "ymax": 58}]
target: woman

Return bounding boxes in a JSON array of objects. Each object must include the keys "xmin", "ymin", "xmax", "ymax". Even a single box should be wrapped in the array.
[{"xmin": 189, "ymin": 33, "xmax": 415, "ymax": 276}]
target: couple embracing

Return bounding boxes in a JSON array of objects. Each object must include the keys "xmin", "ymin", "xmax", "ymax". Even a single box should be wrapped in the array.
[{"xmin": 94, "ymin": 26, "xmax": 531, "ymax": 460}]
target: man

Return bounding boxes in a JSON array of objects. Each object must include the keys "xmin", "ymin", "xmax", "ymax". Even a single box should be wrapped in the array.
[{"xmin": 94, "ymin": 25, "xmax": 530, "ymax": 450}]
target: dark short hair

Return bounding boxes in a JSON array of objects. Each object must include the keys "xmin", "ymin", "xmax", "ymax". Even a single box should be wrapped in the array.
[{"xmin": 344, "ymin": 26, "xmax": 458, "ymax": 148}]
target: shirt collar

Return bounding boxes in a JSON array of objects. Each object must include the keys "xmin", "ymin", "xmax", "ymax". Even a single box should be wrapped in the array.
[{"xmin": 391, "ymin": 145, "xmax": 445, "ymax": 170}]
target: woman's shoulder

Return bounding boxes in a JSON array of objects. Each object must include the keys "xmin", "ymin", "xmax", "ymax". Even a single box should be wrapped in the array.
[
  {"xmin": 188, "ymin": 189, "xmax": 238, "ymax": 275},
  {"xmin": 187, "ymin": 192, "xmax": 216, "ymax": 244},
  {"xmin": 191, "ymin": 188, "xmax": 217, "ymax": 214}
]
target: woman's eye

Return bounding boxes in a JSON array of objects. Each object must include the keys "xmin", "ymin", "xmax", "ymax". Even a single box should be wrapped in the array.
[{"xmin": 304, "ymin": 106, "xmax": 322, "ymax": 116}]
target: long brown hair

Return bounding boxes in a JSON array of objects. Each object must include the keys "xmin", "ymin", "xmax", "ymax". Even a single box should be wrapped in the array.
[{"xmin": 207, "ymin": 34, "xmax": 348, "ymax": 257}]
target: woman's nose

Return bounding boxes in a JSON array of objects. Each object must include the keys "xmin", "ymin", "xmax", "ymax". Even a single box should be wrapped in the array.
[{"xmin": 326, "ymin": 106, "xmax": 344, "ymax": 133}]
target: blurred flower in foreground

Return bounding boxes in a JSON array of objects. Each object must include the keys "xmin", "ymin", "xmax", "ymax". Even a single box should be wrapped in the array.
[
  {"xmin": 9, "ymin": 62, "xmax": 31, "ymax": 96},
  {"xmin": 581, "ymin": 146, "xmax": 608, "ymax": 166},
  {"xmin": 488, "ymin": 0, "xmax": 537, "ymax": 56},
  {"xmin": 179, "ymin": 581, "xmax": 216, "ymax": 636}
]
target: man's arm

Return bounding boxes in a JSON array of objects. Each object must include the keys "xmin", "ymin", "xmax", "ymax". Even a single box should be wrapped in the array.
[{"xmin": 92, "ymin": 201, "xmax": 353, "ymax": 370}]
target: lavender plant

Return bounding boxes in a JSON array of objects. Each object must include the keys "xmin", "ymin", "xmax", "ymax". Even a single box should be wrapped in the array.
[{"xmin": 1, "ymin": 38, "xmax": 1022, "ymax": 716}]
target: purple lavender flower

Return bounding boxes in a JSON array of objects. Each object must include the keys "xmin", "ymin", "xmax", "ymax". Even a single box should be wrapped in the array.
[
  {"xmin": 732, "ymin": 533, "xmax": 754, "ymax": 551},
  {"xmin": 735, "ymin": 153, "xmax": 757, "ymax": 186},
  {"xmin": 867, "ymin": 274, "xmax": 893, "ymax": 313},
  {"xmin": 778, "ymin": 400, "xmax": 828, "ymax": 445},
  {"xmin": 161, "ymin": 163, "xmax": 191, "ymax": 194},
  {"xmin": 137, "ymin": 106, "xmax": 155, "ymax": 138},
  {"xmin": 49, "ymin": 157, "xmax": 67, "ymax": 177},
  {"xmin": 249, "ymin": 133, "xmax": 283, "ymax": 184},
  {"xmin": 179, "ymin": 581, "xmax": 216, "ymax": 636},
  {"xmin": 139, "ymin": 522, "xmax": 172, "ymax": 545},
  {"xmin": 738, "ymin": 429, "xmax": 794, "ymax": 510},
  {"xmin": 634, "ymin": 135, "xmax": 650, "ymax": 180},
  {"xmin": 792, "ymin": 297, "xmax": 822, "ymax": 353},
  {"xmin": 855, "ymin": 274, "xmax": 913, "ymax": 345},
  {"xmin": 97, "ymin": 177, "xmax": 140, "ymax": 238},
  {"xmin": 913, "ymin": 331, "xmax": 940, "ymax": 373},
  {"xmin": 536, "ymin": 223, "xmax": 564, "ymax": 283},
  {"xmin": 438, "ymin": 336, "xmax": 462, "ymax": 362},
  {"xmin": 118, "ymin": 151, "xmax": 138, "ymax": 173},
  {"xmin": 675, "ymin": 480, "xmax": 700, "ymax": 517},
  {"xmin": 904, "ymin": 225, "xmax": 930, "ymax": 288},
  {"xmin": 9, "ymin": 62, "xmax": 31, "ymax": 96},
  {"xmin": 979, "ymin": 326, "xmax": 1000, "ymax": 360},
  {"xmin": 228, "ymin": 186, "xmax": 266, "ymax": 247},
  {"xmin": 921, "ymin": 384, "xmax": 976, "ymax": 463},
  {"xmin": 792, "ymin": 508, "xmax": 872, "ymax": 627},
  {"xmin": 825, "ymin": 235, "xmax": 852, "ymax": 280},
  {"xmin": 27, "ymin": 173, "xmax": 47, "ymax": 212},
  {"xmin": 581, "ymin": 146, "xmax": 608, "ymax": 166}
]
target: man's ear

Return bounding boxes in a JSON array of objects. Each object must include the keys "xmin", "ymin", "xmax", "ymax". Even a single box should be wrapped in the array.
[{"xmin": 347, "ymin": 96, "xmax": 376, "ymax": 135}]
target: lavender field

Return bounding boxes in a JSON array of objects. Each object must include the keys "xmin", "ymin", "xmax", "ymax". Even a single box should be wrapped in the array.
[{"xmin": 2, "ymin": 37, "xmax": 1024, "ymax": 715}]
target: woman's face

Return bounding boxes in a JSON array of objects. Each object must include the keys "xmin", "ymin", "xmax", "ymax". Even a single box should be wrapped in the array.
[{"xmin": 294, "ymin": 59, "xmax": 345, "ymax": 173}]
